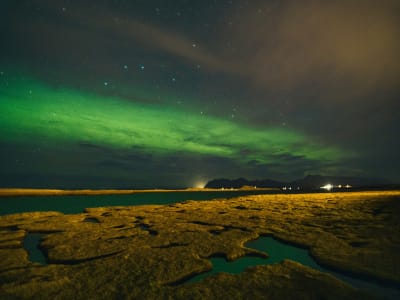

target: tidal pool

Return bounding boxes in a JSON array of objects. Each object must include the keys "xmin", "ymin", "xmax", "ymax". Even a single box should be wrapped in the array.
[
  {"xmin": 0, "ymin": 190, "xmax": 280, "ymax": 215},
  {"xmin": 187, "ymin": 236, "xmax": 400, "ymax": 300},
  {"xmin": 23, "ymin": 233, "xmax": 46, "ymax": 265},
  {"xmin": 186, "ymin": 236, "xmax": 322, "ymax": 284},
  {"xmin": 21, "ymin": 233, "xmax": 399, "ymax": 299}
]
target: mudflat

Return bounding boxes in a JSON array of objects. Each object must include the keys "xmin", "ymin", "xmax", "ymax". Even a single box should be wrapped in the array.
[
  {"xmin": 1, "ymin": 191, "xmax": 399, "ymax": 299},
  {"xmin": 0, "ymin": 187, "xmax": 275, "ymax": 197}
]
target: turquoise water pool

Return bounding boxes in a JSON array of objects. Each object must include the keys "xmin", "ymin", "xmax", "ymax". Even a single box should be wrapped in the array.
[
  {"xmin": 0, "ymin": 190, "xmax": 279, "ymax": 215},
  {"xmin": 186, "ymin": 236, "xmax": 400, "ymax": 299}
]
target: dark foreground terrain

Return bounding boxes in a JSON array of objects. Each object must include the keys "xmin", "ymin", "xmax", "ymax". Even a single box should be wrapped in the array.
[{"xmin": 1, "ymin": 191, "xmax": 399, "ymax": 299}]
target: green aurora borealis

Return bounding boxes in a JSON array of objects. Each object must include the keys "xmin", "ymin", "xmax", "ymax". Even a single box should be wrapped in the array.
[
  {"xmin": 0, "ymin": 75, "xmax": 344, "ymax": 165},
  {"xmin": 1, "ymin": 1, "xmax": 399, "ymax": 187}
]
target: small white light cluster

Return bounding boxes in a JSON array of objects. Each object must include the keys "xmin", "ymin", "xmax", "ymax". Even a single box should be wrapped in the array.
[
  {"xmin": 282, "ymin": 186, "xmax": 300, "ymax": 191},
  {"xmin": 320, "ymin": 184, "xmax": 333, "ymax": 191},
  {"xmin": 320, "ymin": 184, "xmax": 352, "ymax": 191}
]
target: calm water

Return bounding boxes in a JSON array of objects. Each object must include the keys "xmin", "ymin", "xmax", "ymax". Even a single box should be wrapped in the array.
[
  {"xmin": 23, "ymin": 233, "xmax": 47, "ymax": 265},
  {"xmin": 9, "ymin": 191, "xmax": 400, "ymax": 299},
  {"xmin": 187, "ymin": 237, "xmax": 323, "ymax": 284},
  {"xmin": 0, "ymin": 190, "xmax": 280, "ymax": 216},
  {"xmin": 23, "ymin": 233, "xmax": 399, "ymax": 299},
  {"xmin": 187, "ymin": 236, "xmax": 400, "ymax": 300}
]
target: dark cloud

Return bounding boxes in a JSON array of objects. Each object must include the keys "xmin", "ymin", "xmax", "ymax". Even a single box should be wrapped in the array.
[
  {"xmin": 3, "ymin": 1, "xmax": 399, "ymax": 91},
  {"xmin": 1, "ymin": 1, "xmax": 399, "ymax": 186},
  {"xmin": 209, "ymin": 1, "xmax": 400, "ymax": 95},
  {"xmin": 79, "ymin": 142, "xmax": 112, "ymax": 153},
  {"xmin": 273, "ymin": 154, "xmax": 307, "ymax": 163},
  {"xmin": 97, "ymin": 160, "xmax": 132, "ymax": 170},
  {"xmin": 0, "ymin": 1, "xmax": 232, "ymax": 75}
]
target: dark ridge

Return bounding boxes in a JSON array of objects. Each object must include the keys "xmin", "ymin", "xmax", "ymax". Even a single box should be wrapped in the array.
[
  {"xmin": 349, "ymin": 241, "xmax": 370, "ymax": 248},
  {"xmin": 191, "ymin": 220, "xmax": 213, "ymax": 226},
  {"xmin": 0, "ymin": 226, "xmax": 19, "ymax": 231},
  {"xmin": 205, "ymin": 177, "xmax": 283, "ymax": 189},
  {"xmin": 309, "ymin": 251, "xmax": 400, "ymax": 289},
  {"xmin": 113, "ymin": 224, "xmax": 126, "ymax": 228},
  {"xmin": 29, "ymin": 229, "xmax": 63, "ymax": 234},
  {"xmin": 234, "ymin": 205, "xmax": 247, "ymax": 210},
  {"xmin": 152, "ymin": 242, "xmax": 189, "ymax": 248},
  {"xmin": 166, "ymin": 252, "xmax": 233, "ymax": 286},
  {"xmin": 209, "ymin": 225, "xmax": 235, "ymax": 235},
  {"xmin": 209, "ymin": 229, "xmax": 224, "ymax": 235},
  {"xmin": 191, "ymin": 221, "xmax": 250, "ymax": 232},
  {"xmin": 137, "ymin": 224, "xmax": 158, "ymax": 236},
  {"xmin": 46, "ymin": 250, "xmax": 124, "ymax": 265},
  {"xmin": 166, "ymin": 269, "xmax": 212, "ymax": 287},
  {"xmin": 205, "ymin": 175, "xmax": 393, "ymax": 189},
  {"xmin": 372, "ymin": 207, "xmax": 385, "ymax": 216},
  {"xmin": 0, "ymin": 243, "xmax": 21, "ymax": 249},
  {"xmin": 83, "ymin": 217, "xmax": 100, "ymax": 223},
  {"xmin": 108, "ymin": 236, "xmax": 127, "ymax": 240}
]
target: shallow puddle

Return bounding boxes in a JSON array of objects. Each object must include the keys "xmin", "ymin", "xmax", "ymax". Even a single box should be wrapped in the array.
[
  {"xmin": 187, "ymin": 236, "xmax": 400, "ymax": 300},
  {"xmin": 186, "ymin": 236, "xmax": 320, "ymax": 284},
  {"xmin": 21, "ymin": 232, "xmax": 399, "ymax": 299},
  {"xmin": 23, "ymin": 233, "xmax": 47, "ymax": 265}
]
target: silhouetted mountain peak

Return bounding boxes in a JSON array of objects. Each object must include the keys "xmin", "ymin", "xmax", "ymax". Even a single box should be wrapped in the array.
[{"xmin": 205, "ymin": 175, "xmax": 391, "ymax": 189}]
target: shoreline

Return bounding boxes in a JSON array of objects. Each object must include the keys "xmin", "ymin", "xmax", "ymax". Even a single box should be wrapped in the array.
[
  {"xmin": 0, "ymin": 187, "xmax": 278, "ymax": 197},
  {"xmin": 1, "ymin": 191, "xmax": 399, "ymax": 299}
]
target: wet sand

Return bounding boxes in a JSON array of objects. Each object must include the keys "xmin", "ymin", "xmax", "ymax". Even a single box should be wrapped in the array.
[
  {"xmin": 1, "ymin": 191, "xmax": 399, "ymax": 299},
  {"xmin": 0, "ymin": 187, "xmax": 275, "ymax": 197}
]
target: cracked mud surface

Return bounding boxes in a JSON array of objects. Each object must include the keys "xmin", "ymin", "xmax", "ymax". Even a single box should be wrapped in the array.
[{"xmin": 1, "ymin": 191, "xmax": 399, "ymax": 299}]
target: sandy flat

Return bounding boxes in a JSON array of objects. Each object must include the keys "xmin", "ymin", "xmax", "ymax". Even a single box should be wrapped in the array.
[
  {"xmin": 0, "ymin": 191, "xmax": 399, "ymax": 299},
  {"xmin": 0, "ymin": 187, "xmax": 276, "ymax": 197}
]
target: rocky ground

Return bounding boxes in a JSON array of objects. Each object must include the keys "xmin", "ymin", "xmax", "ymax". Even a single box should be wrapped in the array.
[{"xmin": 1, "ymin": 191, "xmax": 399, "ymax": 299}]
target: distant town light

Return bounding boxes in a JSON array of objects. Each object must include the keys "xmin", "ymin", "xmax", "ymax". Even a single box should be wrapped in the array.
[
  {"xmin": 321, "ymin": 184, "xmax": 333, "ymax": 191},
  {"xmin": 193, "ymin": 180, "xmax": 206, "ymax": 189}
]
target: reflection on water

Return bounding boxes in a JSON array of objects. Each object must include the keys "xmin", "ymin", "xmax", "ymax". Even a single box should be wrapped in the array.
[
  {"xmin": 23, "ymin": 233, "xmax": 47, "ymax": 265},
  {"xmin": 20, "ymin": 233, "xmax": 400, "ymax": 299},
  {"xmin": 187, "ymin": 236, "xmax": 318, "ymax": 283},
  {"xmin": 188, "ymin": 236, "xmax": 400, "ymax": 300},
  {"xmin": 0, "ymin": 190, "xmax": 280, "ymax": 215},
  {"xmin": 10, "ymin": 193, "xmax": 400, "ymax": 299}
]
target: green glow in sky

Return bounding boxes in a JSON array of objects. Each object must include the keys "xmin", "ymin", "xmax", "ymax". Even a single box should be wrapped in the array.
[{"xmin": 0, "ymin": 76, "xmax": 345, "ymax": 165}]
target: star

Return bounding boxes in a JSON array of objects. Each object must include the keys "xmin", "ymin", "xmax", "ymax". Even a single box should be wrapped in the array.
[{"xmin": 1, "ymin": 0, "xmax": 398, "ymax": 189}]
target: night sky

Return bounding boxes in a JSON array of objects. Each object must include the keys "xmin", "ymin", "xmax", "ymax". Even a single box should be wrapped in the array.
[{"xmin": 1, "ymin": 0, "xmax": 399, "ymax": 188}]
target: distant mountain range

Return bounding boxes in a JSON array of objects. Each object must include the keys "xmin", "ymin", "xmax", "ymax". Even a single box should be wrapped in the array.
[{"xmin": 205, "ymin": 175, "xmax": 392, "ymax": 189}]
